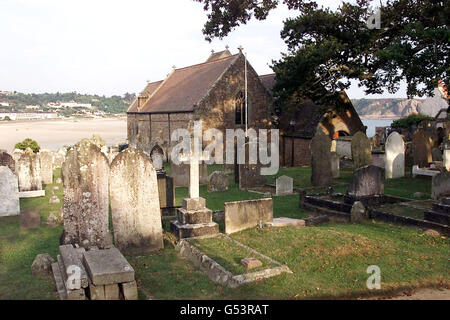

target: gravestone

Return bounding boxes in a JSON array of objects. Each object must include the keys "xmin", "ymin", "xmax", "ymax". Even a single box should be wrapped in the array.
[
  {"xmin": 20, "ymin": 210, "xmax": 41, "ymax": 229},
  {"xmin": 157, "ymin": 173, "xmax": 175, "ymax": 208},
  {"xmin": 347, "ymin": 165, "xmax": 385, "ymax": 198},
  {"xmin": 150, "ymin": 145, "xmax": 164, "ymax": 172},
  {"xmin": 208, "ymin": 171, "xmax": 229, "ymax": 192},
  {"xmin": 224, "ymin": 198, "xmax": 273, "ymax": 234},
  {"xmin": 110, "ymin": 148, "xmax": 163, "ymax": 254},
  {"xmin": 170, "ymin": 138, "xmax": 219, "ymax": 239},
  {"xmin": 375, "ymin": 127, "xmax": 387, "ymax": 144},
  {"xmin": 171, "ymin": 161, "xmax": 208, "ymax": 187},
  {"xmin": 16, "ymin": 148, "xmax": 42, "ymax": 192},
  {"xmin": 62, "ymin": 139, "xmax": 111, "ymax": 249},
  {"xmin": 53, "ymin": 148, "xmax": 67, "ymax": 168},
  {"xmin": 39, "ymin": 150, "xmax": 54, "ymax": 185},
  {"xmin": 331, "ymin": 152, "xmax": 340, "ymax": 178},
  {"xmin": 431, "ymin": 171, "xmax": 450, "ymax": 200},
  {"xmin": 310, "ymin": 129, "xmax": 333, "ymax": 186},
  {"xmin": 0, "ymin": 151, "xmax": 15, "ymax": 174},
  {"xmin": 239, "ymin": 139, "xmax": 267, "ymax": 190},
  {"xmin": 412, "ymin": 129, "xmax": 432, "ymax": 167},
  {"xmin": 351, "ymin": 131, "xmax": 372, "ymax": 169},
  {"xmin": 384, "ymin": 132, "xmax": 405, "ymax": 179},
  {"xmin": 431, "ymin": 148, "xmax": 443, "ymax": 162},
  {"xmin": 276, "ymin": 175, "xmax": 293, "ymax": 195},
  {"xmin": 371, "ymin": 134, "xmax": 381, "ymax": 149},
  {"xmin": 0, "ymin": 166, "xmax": 20, "ymax": 217},
  {"xmin": 11, "ymin": 149, "xmax": 23, "ymax": 162},
  {"xmin": 351, "ymin": 201, "xmax": 368, "ymax": 223},
  {"xmin": 444, "ymin": 147, "xmax": 450, "ymax": 171}
]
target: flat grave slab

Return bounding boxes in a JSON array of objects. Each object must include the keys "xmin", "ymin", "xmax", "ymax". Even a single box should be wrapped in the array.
[
  {"xmin": 268, "ymin": 217, "xmax": 306, "ymax": 227},
  {"xmin": 83, "ymin": 248, "xmax": 135, "ymax": 285}
]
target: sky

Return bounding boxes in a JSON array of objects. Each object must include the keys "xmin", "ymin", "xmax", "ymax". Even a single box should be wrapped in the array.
[{"xmin": 0, "ymin": 0, "xmax": 409, "ymax": 99}]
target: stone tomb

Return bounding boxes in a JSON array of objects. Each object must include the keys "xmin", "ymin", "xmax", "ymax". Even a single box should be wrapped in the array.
[
  {"xmin": 310, "ymin": 129, "xmax": 333, "ymax": 186},
  {"xmin": 275, "ymin": 175, "xmax": 293, "ymax": 195},
  {"xmin": 62, "ymin": 139, "xmax": 111, "ymax": 249},
  {"xmin": 39, "ymin": 150, "xmax": 54, "ymax": 185},
  {"xmin": 347, "ymin": 165, "xmax": 385, "ymax": 199},
  {"xmin": 51, "ymin": 245, "xmax": 137, "ymax": 300},
  {"xmin": 431, "ymin": 171, "xmax": 450, "ymax": 200},
  {"xmin": 384, "ymin": 132, "xmax": 405, "ymax": 179},
  {"xmin": 171, "ymin": 161, "xmax": 208, "ymax": 187},
  {"xmin": 16, "ymin": 148, "xmax": 42, "ymax": 192},
  {"xmin": 424, "ymin": 198, "xmax": 450, "ymax": 226},
  {"xmin": 351, "ymin": 131, "xmax": 373, "ymax": 169},
  {"xmin": 0, "ymin": 151, "xmax": 15, "ymax": 174},
  {"xmin": 109, "ymin": 148, "xmax": 163, "ymax": 254},
  {"xmin": 0, "ymin": 166, "xmax": 20, "ymax": 217},
  {"xmin": 208, "ymin": 171, "xmax": 229, "ymax": 192},
  {"xmin": 224, "ymin": 198, "xmax": 273, "ymax": 234}
]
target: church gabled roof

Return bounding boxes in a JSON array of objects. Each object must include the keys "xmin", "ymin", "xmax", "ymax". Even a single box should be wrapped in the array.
[
  {"xmin": 259, "ymin": 73, "xmax": 276, "ymax": 95},
  {"xmin": 206, "ymin": 49, "xmax": 232, "ymax": 62},
  {"xmin": 128, "ymin": 54, "xmax": 239, "ymax": 114}
]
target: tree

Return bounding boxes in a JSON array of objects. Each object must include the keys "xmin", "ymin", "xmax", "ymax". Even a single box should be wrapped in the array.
[
  {"xmin": 15, "ymin": 138, "xmax": 41, "ymax": 153},
  {"xmin": 195, "ymin": 0, "xmax": 449, "ymax": 110}
]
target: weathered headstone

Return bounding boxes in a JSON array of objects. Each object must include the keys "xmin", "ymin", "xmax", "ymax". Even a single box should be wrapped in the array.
[
  {"xmin": 170, "ymin": 138, "xmax": 219, "ymax": 239},
  {"xmin": 61, "ymin": 139, "xmax": 111, "ymax": 249},
  {"xmin": 0, "ymin": 166, "xmax": 20, "ymax": 217},
  {"xmin": 150, "ymin": 145, "xmax": 164, "ymax": 172},
  {"xmin": 16, "ymin": 148, "xmax": 42, "ymax": 192},
  {"xmin": 310, "ymin": 129, "xmax": 333, "ymax": 186},
  {"xmin": 109, "ymin": 148, "xmax": 163, "ymax": 254},
  {"xmin": 157, "ymin": 173, "xmax": 175, "ymax": 208},
  {"xmin": 351, "ymin": 131, "xmax": 372, "ymax": 170},
  {"xmin": 384, "ymin": 132, "xmax": 405, "ymax": 179},
  {"xmin": 350, "ymin": 201, "xmax": 368, "ymax": 223},
  {"xmin": 431, "ymin": 171, "xmax": 450, "ymax": 200},
  {"xmin": 371, "ymin": 134, "xmax": 381, "ymax": 149},
  {"xmin": 224, "ymin": 198, "xmax": 273, "ymax": 234},
  {"xmin": 347, "ymin": 165, "xmax": 385, "ymax": 198},
  {"xmin": 444, "ymin": 147, "xmax": 450, "ymax": 171},
  {"xmin": 275, "ymin": 175, "xmax": 293, "ymax": 195},
  {"xmin": 431, "ymin": 148, "xmax": 443, "ymax": 162},
  {"xmin": 39, "ymin": 150, "xmax": 54, "ymax": 185},
  {"xmin": 331, "ymin": 152, "xmax": 340, "ymax": 178},
  {"xmin": 208, "ymin": 171, "xmax": 229, "ymax": 192},
  {"xmin": 412, "ymin": 129, "xmax": 432, "ymax": 167},
  {"xmin": 53, "ymin": 148, "xmax": 67, "ymax": 168},
  {"xmin": 375, "ymin": 127, "xmax": 387, "ymax": 144},
  {"xmin": 0, "ymin": 151, "xmax": 15, "ymax": 174},
  {"xmin": 239, "ymin": 139, "xmax": 267, "ymax": 190}
]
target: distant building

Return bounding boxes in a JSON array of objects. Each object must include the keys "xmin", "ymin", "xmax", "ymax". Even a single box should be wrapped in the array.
[
  {"xmin": 0, "ymin": 102, "xmax": 9, "ymax": 107},
  {"xmin": 0, "ymin": 112, "xmax": 58, "ymax": 121},
  {"xmin": 25, "ymin": 105, "xmax": 41, "ymax": 110}
]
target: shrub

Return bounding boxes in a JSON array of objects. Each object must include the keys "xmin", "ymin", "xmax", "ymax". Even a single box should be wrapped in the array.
[
  {"xmin": 15, "ymin": 138, "xmax": 41, "ymax": 153},
  {"xmin": 391, "ymin": 114, "xmax": 433, "ymax": 129}
]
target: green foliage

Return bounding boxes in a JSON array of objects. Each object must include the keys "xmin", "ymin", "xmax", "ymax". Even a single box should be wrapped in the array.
[
  {"xmin": 14, "ymin": 138, "xmax": 40, "ymax": 153},
  {"xmin": 195, "ymin": 0, "xmax": 449, "ymax": 109},
  {"xmin": 0, "ymin": 91, "xmax": 135, "ymax": 114},
  {"xmin": 391, "ymin": 114, "xmax": 434, "ymax": 129}
]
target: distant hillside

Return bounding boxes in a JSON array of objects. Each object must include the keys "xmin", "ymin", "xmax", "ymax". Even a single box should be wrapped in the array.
[
  {"xmin": 0, "ymin": 91, "xmax": 135, "ymax": 114},
  {"xmin": 352, "ymin": 98, "xmax": 424, "ymax": 119}
]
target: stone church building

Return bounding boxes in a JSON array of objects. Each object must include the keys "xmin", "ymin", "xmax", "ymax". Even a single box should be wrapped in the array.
[{"xmin": 127, "ymin": 48, "xmax": 365, "ymax": 166}]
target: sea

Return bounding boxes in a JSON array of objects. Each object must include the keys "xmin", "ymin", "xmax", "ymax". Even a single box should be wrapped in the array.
[{"xmin": 362, "ymin": 119, "xmax": 395, "ymax": 137}]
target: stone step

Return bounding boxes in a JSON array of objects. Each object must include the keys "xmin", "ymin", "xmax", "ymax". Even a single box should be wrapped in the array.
[
  {"xmin": 424, "ymin": 211, "xmax": 450, "ymax": 226},
  {"xmin": 59, "ymin": 244, "xmax": 89, "ymax": 289},
  {"xmin": 51, "ymin": 262, "xmax": 67, "ymax": 300},
  {"xmin": 177, "ymin": 208, "xmax": 213, "ymax": 224},
  {"xmin": 432, "ymin": 203, "xmax": 450, "ymax": 215},
  {"xmin": 170, "ymin": 220, "xmax": 219, "ymax": 239}
]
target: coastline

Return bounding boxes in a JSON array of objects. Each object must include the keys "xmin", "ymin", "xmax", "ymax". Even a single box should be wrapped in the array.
[{"xmin": 0, "ymin": 117, "xmax": 127, "ymax": 152}]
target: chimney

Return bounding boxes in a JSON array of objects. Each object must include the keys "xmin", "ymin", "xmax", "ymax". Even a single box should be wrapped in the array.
[{"xmin": 137, "ymin": 94, "xmax": 147, "ymax": 109}]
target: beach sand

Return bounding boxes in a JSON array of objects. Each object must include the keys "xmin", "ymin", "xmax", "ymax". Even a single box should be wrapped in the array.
[{"xmin": 0, "ymin": 117, "xmax": 127, "ymax": 152}]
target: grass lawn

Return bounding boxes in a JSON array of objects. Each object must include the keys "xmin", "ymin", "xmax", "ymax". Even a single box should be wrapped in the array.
[{"xmin": 0, "ymin": 165, "xmax": 447, "ymax": 300}]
